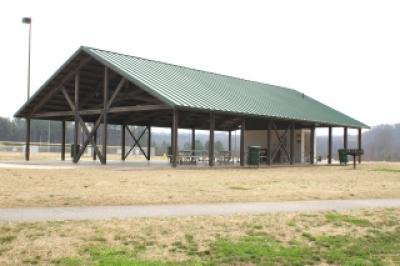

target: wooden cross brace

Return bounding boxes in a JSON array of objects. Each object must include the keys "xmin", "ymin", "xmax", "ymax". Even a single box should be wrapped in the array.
[
  {"xmin": 270, "ymin": 122, "xmax": 292, "ymax": 163},
  {"xmin": 61, "ymin": 77, "xmax": 126, "ymax": 164},
  {"xmin": 124, "ymin": 126, "xmax": 149, "ymax": 160}
]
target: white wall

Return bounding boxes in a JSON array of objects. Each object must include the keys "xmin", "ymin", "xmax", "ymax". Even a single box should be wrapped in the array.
[{"xmin": 244, "ymin": 129, "xmax": 314, "ymax": 164}]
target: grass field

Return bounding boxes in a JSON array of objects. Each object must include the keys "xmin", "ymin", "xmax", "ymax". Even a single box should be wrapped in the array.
[
  {"xmin": 0, "ymin": 208, "xmax": 399, "ymax": 265},
  {"xmin": 1, "ymin": 155, "xmax": 400, "ymax": 265},
  {"xmin": 0, "ymin": 162, "xmax": 399, "ymax": 208}
]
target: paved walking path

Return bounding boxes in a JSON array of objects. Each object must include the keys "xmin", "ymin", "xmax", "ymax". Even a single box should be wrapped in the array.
[{"xmin": 1, "ymin": 199, "xmax": 400, "ymax": 222}]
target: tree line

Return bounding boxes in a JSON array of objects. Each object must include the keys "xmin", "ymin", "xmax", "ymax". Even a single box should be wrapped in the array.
[
  {"xmin": 0, "ymin": 117, "xmax": 229, "ymax": 156},
  {"xmin": 0, "ymin": 117, "xmax": 399, "ymax": 160}
]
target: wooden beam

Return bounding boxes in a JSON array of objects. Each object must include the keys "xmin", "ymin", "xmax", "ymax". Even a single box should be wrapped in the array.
[
  {"xmin": 344, "ymin": 127, "xmax": 348, "ymax": 150},
  {"xmin": 240, "ymin": 118, "xmax": 245, "ymax": 166},
  {"xmin": 93, "ymin": 127, "xmax": 97, "ymax": 161},
  {"xmin": 267, "ymin": 120, "xmax": 272, "ymax": 165},
  {"xmin": 172, "ymin": 109, "xmax": 179, "ymax": 167},
  {"xmin": 290, "ymin": 123, "xmax": 295, "ymax": 165},
  {"xmin": 147, "ymin": 125, "xmax": 151, "ymax": 161},
  {"xmin": 192, "ymin": 128, "xmax": 196, "ymax": 156},
  {"xmin": 328, "ymin": 126, "xmax": 332, "ymax": 164},
  {"xmin": 31, "ymin": 104, "xmax": 171, "ymax": 118},
  {"xmin": 102, "ymin": 67, "xmax": 109, "ymax": 164},
  {"xmin": 74, "ymin": 115, "xmax": 103, "ymax": 162},
  {"xmin": 125, "ymin": 126, "xmax": 148, "ymax": 159},
  {"xmin": 270, "ymin": 122, "xmax": 291, "ymax": 163},
  {"xmin": 106, "ymin": 78, "xmax": 126, "ymax": 109},
  {"xmin": 29, "ymin": 57, "xmax": 91, "ymax": 116},
  {"xmin": 73, "ymin": 73, "xmax": 80, "ymax": 163},
  {"xmin": 310, "ymin": 126, "xmax": 315, "ymax": 164},
  {"xmin": 78, "ymin": 118, "xmax": 105, "ymax": 163},
  {"xmin": 121, "ymin": 125, "xmax": 126, "ymax": 161},
  {"xmin": 61, "ymin": 120, "xmax": 66, "ymax": 161},
  {"xmin": 228, "ymin": 130, "xmax": 231, "ymax": 154},
  {"xmin": 25, "ymin": 118, "xmax": 30, "ymax": 161},
  {"xmin": 358, "ymin": 128, "xmax": 362, "ymax": 164},
  {"xmin": 61, "ymin": 86, "xmax": 105, "ymax": 163},
  {"xmin": 209, "ymin": 113, "xmax": 215, "ymax": 167}
]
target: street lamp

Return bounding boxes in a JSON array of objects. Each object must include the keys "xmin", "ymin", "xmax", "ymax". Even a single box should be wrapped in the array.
[
  {"xmin": 22, "ymin": 17, "xmax": 32, "ymax": 101},
  {"xmin": 22, "ymin": 17, "xmax": 32, "ymax": 161}
]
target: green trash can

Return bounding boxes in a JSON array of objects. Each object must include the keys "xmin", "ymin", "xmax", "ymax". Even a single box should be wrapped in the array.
[
  {"xmin": 338, "ymin": 149, "xmax": 348, "ymax": 165},
  {"xmin": 247, "ymin": 146, "xmax": 261, "ymax": 166}
]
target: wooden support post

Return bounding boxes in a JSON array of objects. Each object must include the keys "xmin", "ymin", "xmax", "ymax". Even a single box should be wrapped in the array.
[
  {"xmin": 147, "ymin": 125, "xmax": 151, "ymax": 161},
  {"xmin": 209, "ymin": 113, "xmax": 215, "ymax": 167},
  {"xmin": 192, "ymin": 128, "xmax": 196, "ymax": 156},
  {"xmin": 358, "ymin": 128, "xmax": 362, "ymax": 164},
  {"xmin": 290, "ymin": 123, "xmax": 295, "ymax": 165},
  {"xmin": 240, "ymin": 118, "xmax": 245, "ymax": 166},
  {"xmin": 267, "ymin": 121, "xmax": 272, "ymax": 165},
  {"xmin": 328, "ymin": 126, "xmax": 332, "ymax": 164},
  {"xmin": 93, "ymin": 128, "xmax": 97, "ymax": 160},
  {"xmin": 228, "ymin": 130, "xmax": 232, "ymax": 154},
  {"xmin": 61, "ymin": 120, "xmax": 66, "ymax": 161},
  {"xmin": 171, "ymin": 109, "xmax": 179, "ymax": 167},
  {"xmin": 102, "ymin": 67, "xmax": 109, "ymax": 164},
  {"xmin": 310, "ymin": 126, "xmax": 315, "ymax": 164},
  {"xmin": 25, "ymin": 118, "xmax": 30, "ymax": 161},
  {"xmin": 344, "ymin": 127, "xmax": 348, "ymax": 150},
  {"xmin": 121, "ymin": 125, "xmax": 125, "ymax": 161},
  {"xmin": 73, "ymin": 73, "xmax": 80, "ymax": 163}
]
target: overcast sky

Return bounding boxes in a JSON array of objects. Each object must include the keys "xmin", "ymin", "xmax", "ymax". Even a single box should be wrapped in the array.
[{"xmin": 1, "ymin": 0, "xmax": 399, "ymax": 133}]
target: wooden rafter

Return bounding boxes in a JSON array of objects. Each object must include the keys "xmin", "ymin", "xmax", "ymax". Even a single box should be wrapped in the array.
[{"xmin": 29, "ymin": 57, "xmax": 92, "ymax": 116}]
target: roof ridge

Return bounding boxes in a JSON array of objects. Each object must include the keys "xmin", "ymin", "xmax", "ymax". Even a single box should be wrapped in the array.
[{"xmin": 82, "ymin": 46, "xmax": 301, "ymax": 95}]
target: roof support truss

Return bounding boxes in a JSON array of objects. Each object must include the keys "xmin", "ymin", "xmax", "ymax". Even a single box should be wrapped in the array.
[{"xmin": 29, "ymin": 57, "xmax": 92, "ymax": 117}]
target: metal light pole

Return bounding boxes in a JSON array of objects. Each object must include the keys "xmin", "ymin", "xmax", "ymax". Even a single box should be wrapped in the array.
[
  {"xmin": 22, "ymin": 17, "xmax": 32, "ymax": 161},
  {"xmin": 22, "ymin": 17, "xmax": 32, "ymax": 100}
]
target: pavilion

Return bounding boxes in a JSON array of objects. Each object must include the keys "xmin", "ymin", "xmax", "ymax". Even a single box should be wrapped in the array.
[{"xmin": 15, "ymin": 46, "xmax": 368, "ymax": 167}]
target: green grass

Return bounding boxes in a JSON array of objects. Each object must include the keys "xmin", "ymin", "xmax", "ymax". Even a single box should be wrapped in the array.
[
  {"xmin": 55, "ymin": 246, "xmax": 184, "ymax": 266},
  {"xmin": 208, "ymin": 235, "xmax": 317, "ymax": 265},
  {"xmin": 325, "ymin": 212, "xmax": 372, "ymax": 227},
  {"xmin": 316, "ymin": 229, "xmax": 400, "ymax": 265},
  {"xmin": 371, "ymin": 168, "xmax": 400, "ymax": 173},
  {"xmin": 0, "ymin": 235, "xmax": 16, "ymax": 244},
  {"xmin": 54, "ymin": 228, "xmax": 400, "ymax": 266},
  {"xmin": 170, "ymin": 234, "xmax": 199, "ymax": 256},
  {"xmin": 45, "ymin": 210, "xmax": 400, "ymax": 265}
]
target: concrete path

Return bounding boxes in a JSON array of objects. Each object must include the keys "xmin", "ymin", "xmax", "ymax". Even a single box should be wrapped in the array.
[{"xmin": 1, "ymin": 199, "xmax": 400, "ymax": 222}]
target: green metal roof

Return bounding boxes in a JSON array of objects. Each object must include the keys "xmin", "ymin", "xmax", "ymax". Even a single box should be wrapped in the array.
[
  {"xmin": 82, "ymin": 47, "xmax": 367, "ymax": 128},
  {"xmin": 15, "ymin": 46, "xmax": 368, "ymax": 129}
]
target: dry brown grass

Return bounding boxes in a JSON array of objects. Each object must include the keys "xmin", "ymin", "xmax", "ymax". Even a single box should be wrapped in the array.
[
  {"xmin": 0, "ymin": 208, "xmax": 399, "ymax": 265},
  {"xmin": 0, "ymin": 160, "xmax": 399, "ymax": 208}
]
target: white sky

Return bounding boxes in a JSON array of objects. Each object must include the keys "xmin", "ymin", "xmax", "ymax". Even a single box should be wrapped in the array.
[{"xmin": 1, "ymin": 0, "xmax": 399, "ymax": 135}]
